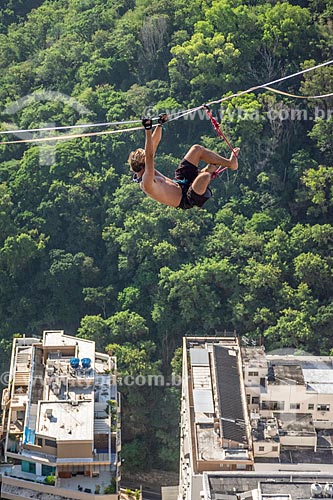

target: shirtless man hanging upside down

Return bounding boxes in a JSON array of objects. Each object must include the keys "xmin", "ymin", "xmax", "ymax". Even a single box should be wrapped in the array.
[{"xmin": 128, "ymin": 115, "xmax": 239, "ymax": 210}]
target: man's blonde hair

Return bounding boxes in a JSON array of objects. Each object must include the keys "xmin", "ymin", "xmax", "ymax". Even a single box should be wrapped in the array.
[{"xmin": 128, "ymin": 148, "xmax": 146, "ymax": 172}]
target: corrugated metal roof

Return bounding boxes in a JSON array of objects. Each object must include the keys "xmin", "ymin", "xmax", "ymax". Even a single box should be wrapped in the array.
[{"xmin": 214, "ymin": 345, "xmax": 248, "ymax": 445}]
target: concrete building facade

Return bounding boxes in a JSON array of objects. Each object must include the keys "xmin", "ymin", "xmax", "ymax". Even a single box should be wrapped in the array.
[
  {"xmin": 243, "ymin": 348, "xmax": 333, "ymax": 429},
  {"xmin": 1, "ymin": 330, "xmax": 121, "ymax": 500}
]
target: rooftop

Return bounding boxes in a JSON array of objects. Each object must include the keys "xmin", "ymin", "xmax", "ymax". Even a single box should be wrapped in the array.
[
  {"xmin": 275, "ymin": 412, "xmax": 316, "ymax": 437},
  {"xmin": 278, "ymin": 444, "xmax": 333, "ymax": 465},
  {"xmin": 303, "ymin": 365, "xmax": 333, "ymax": 394},
  {"xmin": 261, "ymin": 481, "xmax": 331, "ymax": 500},
  {"xmin": 43, "ymin": 330, "xmax": 95, "ymax": 369},
  {"xmin": 242, "ymin": 346, "xmax": 268, "ymax": 369},
  {"xmin": 37, "ymin": 400, "xmax": 93, "ymax": 441},
  {"xmin": 14, "ymin": 331, "xmax": 113, "ymax": 451},
  {"xmin": 251, "ymin": 417, "xmax": 279, "ymax": 442},
  {"xmin": 268, "ymin": 364, "xmax": 305, "ymax": 385},
  {"xmin": 186, "ymin": 337, "xmax": 252, "ymax": 466},
  {"xmin": 242, "ymin": 348, "xmax": 333, "ymax": 393},
  {"xmin": 206, "ymin": 472, "xmax": 333, "ymax": 500},
  {"xmin": 214, "ymin": 345, "xmax": 248, "ymax": 445}
]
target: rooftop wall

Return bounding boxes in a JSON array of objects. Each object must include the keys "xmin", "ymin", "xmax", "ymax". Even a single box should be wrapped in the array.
[{"xmin": 1, "ymin": 475, "xmax": 118, "ymax": 500}]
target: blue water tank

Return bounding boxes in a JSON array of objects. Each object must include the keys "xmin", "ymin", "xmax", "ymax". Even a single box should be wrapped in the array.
[
  {"xmin": 81, "ymin": 358, "xmax": 91, "ymax": 369},
  {"xmin": 70, "ymin": 357, "xmax": 80, "ymax": 369}
]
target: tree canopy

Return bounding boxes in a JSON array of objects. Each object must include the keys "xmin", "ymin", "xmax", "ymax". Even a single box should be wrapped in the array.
[{"xmin": 0, "ymin": 0, "xmax": 332, "ymax": 473}]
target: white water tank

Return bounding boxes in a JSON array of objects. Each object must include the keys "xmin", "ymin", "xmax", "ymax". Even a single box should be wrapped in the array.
[
  {"xmin": 311, "ymin": 483, "xmax": 323, "ymax": 498},
  {"xmin": 267, "ymin": 424, "xmax": 277, "ymax": 437},
  {"xmin": 324, "ymin": 484, "xmax": 333, "ymax": 498}
]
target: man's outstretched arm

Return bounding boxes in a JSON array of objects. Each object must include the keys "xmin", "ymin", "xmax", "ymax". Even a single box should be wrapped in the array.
[
  {"xmin": 151, "ymin": 114, "xmax": 167, "ymax": 154},
  {"xmin": 152, "ymin": 125, "xmax": 162, "ymax": 155},
  {"xmin": 142, "ymin": 118, "xmax": 154, "ymax": 189}
]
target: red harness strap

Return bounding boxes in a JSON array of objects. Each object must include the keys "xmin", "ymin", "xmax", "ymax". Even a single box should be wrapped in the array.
[{"xmin": 203, "ymin": 105, "xmax": 238, "ymax": 179}]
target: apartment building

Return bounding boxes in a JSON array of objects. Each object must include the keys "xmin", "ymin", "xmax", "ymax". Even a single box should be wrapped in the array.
[
  {"xmin": 1, "ymin": 330, "xmax": 121, "ymax": 500},
  {"xmin": 243, "ymin": 348, "xmax": 333, "ymax": 425},
  {"xmin": 179, "ymin": 336, "xmax": 253, "ymax": 500},
  {"xmin": 178, "ymin": 336, "xmax": 333, "ymax": 500},
  {"xmin": 243, "ymin": 347, "xmax": 333, "ymax": 456}
]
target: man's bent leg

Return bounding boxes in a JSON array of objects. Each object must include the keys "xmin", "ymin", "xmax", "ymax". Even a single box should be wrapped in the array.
[
  {"xmin": 184, "ymin": 144, "xmax": 239, "ymax": 170},
  {"xmin": 201, "ymin": 164, "xmax": 218, "ymax": 174},
  {"xmin": 191, "ymin": 172, "xmax": 212, "ymax": 195}
]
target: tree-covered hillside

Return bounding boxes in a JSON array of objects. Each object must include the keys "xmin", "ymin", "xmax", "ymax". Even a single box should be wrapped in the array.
[{"xmin": 0, "ymin": 0, "xmax": 332, "ymax": 472}]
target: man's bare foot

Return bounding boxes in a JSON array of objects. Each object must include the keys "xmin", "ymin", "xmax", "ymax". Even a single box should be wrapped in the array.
[{"xmin": 229, "ymin": 147, "xmax": 240, "ymax": 170}]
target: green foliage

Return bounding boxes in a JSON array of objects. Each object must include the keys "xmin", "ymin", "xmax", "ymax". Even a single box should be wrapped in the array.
[
  {"xmin": 0, "ymin": 0, "xmax": 331, "ymax": 477},
  {"xmin": 106, "ymin": 341, "xmax": 161, "ymax": 376},
  {"xmin": 106, "ymin": 310, "xmax": 149, "ymax": 343},
  {"xmin": 308, "ymin": 119, "xmax": 333, "ymax": 164},
  {"xmin": 44, "ymin": 475, "xmax": 56, "ymax": 486},
  {"xmin": 122, "ymin": 439, "xmax": 150, "ymax": 472},
  {"xmin": 77, "ymin": 314, "xmax": 109, "ymax": 350},
  {"xmin": 171, "ymin": 346, "xmax": 183, "ymax": 376},
  {"xmin": 104, "ymin": 478, "xmax": 117, "ymax": 494},
  {"xmin": 297, "ymin": 166, "xmax": 333, "ymax": 218}
]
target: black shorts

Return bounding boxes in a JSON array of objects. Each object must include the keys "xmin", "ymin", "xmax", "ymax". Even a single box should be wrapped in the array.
[{"xmin": 174, "ymin": 159, "xmax": 212, "ymax": 210}]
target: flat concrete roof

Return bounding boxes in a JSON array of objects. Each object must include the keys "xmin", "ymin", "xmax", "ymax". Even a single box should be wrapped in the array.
[
  {"xmin": 252, "ymin": 417, "xmax": 279, "ymax": 442},
  {"xmin": 242, "ymin": 346, "xmax": 268, "ymax": 369},
  {"xmin": 275, "ymin": 412, "xmax": 316, "ymax": 436},
  {"xmin": 261, "ymin": 481, "xmax": 329, "ymax": 499},
  {"xmin": 37, "ymin": 400, "xmax": 93, "ymax": 441},
  {"xmin": 196, "ymin": 425, "xmax": 225, "ymax": 462},
  {"xmin": 270, "ymin": 364, "xmax": 304, "ymax": 385},
  {"xmin": 206, "ymin": 472, "xmax": 333, "ymax": 500},
  {"xmin": 263, "ymin": 355, "xmax": 333, "ymax": 393},
  {"xmin": 303, "ymin": 367, "xmax": 333, "ymax": 393}
]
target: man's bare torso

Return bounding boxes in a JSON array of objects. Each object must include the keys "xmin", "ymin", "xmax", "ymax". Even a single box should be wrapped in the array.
[{"xmin": 140, "ymin": 169, "xmax": 182, "ymax": 208}]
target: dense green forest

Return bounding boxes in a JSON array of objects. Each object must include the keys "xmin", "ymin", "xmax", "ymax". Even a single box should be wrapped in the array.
[{"xmin": 0, "ymin": 0, "xmax": 332, "ymax": 472}]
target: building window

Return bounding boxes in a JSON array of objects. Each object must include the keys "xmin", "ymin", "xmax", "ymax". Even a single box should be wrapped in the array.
[
  {"xmin": 37, "ymin": 438, "xmax": 43, "ymax": 446},
  {"xmin": 42, "ymin": 465, "xmax": 56, "ymax": 476},
  {"xmin": 259, "ymin": 446, "xmax": 265, "ymax": 451},
  {"xmin": 246, "ymin": 395, "xmax": 251, "ymax": 404},
  {"xmin": 252, "ymin": 396, "xmax": 260, "ymax": 405},
  {"xmin": 308, "ymin": 404, "xmax": 314, "ymax": 410},
  {"xmin": 248, "ymin": 371, "xmax": 259, "ymax": 377},
  {"xmin": 260, "ymin": 378, "xmax": 266, "ymax": 387},
  {"xmin": 21, "ymin": 461, "xmax": 36, "ymax": 474},
  {"xmin": 261, "ymin": 401, "xmax": 285, "ymax": 411},
  {"xmin": 272, "ymin": 446, "xmax": 279, "ymax": 452},
  {"xmin": 290, "ymin": 403, "xmax": 300, "ymax": 410},
  {"xmin": 45, "ymin": 439, "xmax": 57, "ymax": 448},
  {"xmin": 317, "ymin": 404, "xmax": 330, "ymax": 412}
]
